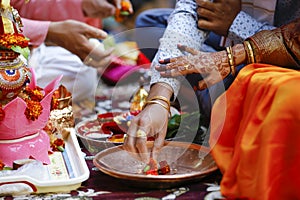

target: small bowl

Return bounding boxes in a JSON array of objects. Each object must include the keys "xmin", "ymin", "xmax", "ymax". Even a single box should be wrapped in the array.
[{"xmin": 75, "ymin": 117, "xmax": 124, "ymax": 155}]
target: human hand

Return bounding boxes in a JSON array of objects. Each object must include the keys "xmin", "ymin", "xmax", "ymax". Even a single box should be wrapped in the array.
[
  {"xmin": 114, "ymin": 0, "xmax": 134, "ymax": 22},
  {"xmin": 114, "ymin": 0, "xmax": 134, "ymax": 13},
  {"xmin": 82, "ymin": 0, "xmax": 119, "ymax": 18},
  {"xmin": 123, "ymin": 104, "xmax": 169, "ymax": 163},
  {"xmin": 46, "ymin": 20, "xmax": 113, "ymax": 69},
  {"xmin": 196, "ymin": 0, "xmax": 241, "ymax": 36},
  {"xmin": 156, "ymin": 44, "xmax": 231, "ymax": 90},
  {"xmin": 123, "ymin": 83, "xmax": 173, "ymax": 163}
]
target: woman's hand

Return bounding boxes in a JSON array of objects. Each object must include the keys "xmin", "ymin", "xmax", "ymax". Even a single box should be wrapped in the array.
[
  {"xmin": 123, "ymin": 103, "xmax": 169, "ymax": 163},
  {"xmin": 156, "ymin": 44, "xmax": 231, "ymax": 90},
  {"xmin": 123, "ymin": 83, "xmax": 173, "ymax": 163},
  {"xmin": 196, "ymin": 0, "xmax": 241, "ymax": 36}
]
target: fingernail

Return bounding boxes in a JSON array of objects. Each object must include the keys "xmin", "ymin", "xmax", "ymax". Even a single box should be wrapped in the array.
[{"xmin": 178, "ymin": 44, "xmax": 185, "ymax": 50}]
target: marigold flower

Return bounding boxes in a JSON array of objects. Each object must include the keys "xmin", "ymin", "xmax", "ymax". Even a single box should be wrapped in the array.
[
  {"xmin": 24, "ymin": 100, "xmax": 43, "ymax": 121},
  {"xmin": 0, "ymin": 33, "xmax": 28, "ymax": 49}
]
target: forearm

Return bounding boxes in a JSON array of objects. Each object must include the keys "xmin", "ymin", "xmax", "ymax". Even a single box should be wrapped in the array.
[
  {"xmin": 147, "ymin": 82, "xmax": 173, "ymax": 101},
  {"xmin": 151, "ymin": 0, "xmax": 208, "ymax": 98},
  {"xmin": 11, "ymin": 0, "xmax": 85, "ymax": 22},
  {"xmin": 245, "ymin": 18, "xmax": 300, "ymax": 68}
]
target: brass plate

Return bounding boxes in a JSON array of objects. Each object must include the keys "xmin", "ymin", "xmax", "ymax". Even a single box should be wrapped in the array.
[{"xmin": 93, "ymin": 141, "xmax": 218, "ymax": 189}]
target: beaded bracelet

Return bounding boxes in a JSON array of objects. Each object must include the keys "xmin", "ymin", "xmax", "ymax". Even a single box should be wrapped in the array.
[
  {"xmin": 244, "ymin": 41, "xmax": 255, "ymax": 64},
  {"xmin": 226, "ymin": 46, "xmax": 236, "ymax": 76}
]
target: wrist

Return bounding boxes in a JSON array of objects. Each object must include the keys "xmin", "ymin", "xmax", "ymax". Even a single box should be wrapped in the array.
[
  {"xmin": 148, "ymin": 82, "xmax": 173, "ymax": 100},
  {"xmin": 232, "ymin": 44, "xmax": 247, "ymax": 66},
  {"xmin": 45, "ymin": 22, "xmax": 58, "ymax": 45},
  {"xmin": 143, "ymin": 99, "xmax": 171, "ymax": 116}
]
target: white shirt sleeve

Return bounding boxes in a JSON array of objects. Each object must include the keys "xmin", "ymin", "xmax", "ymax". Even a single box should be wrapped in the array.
[
  {"xmin": 225, "ymin": 11, "xmax": 275, "ymax": 46},
  {"xmin": 150, "ymin": 0, "xmax": 209, "ymax": 98}
]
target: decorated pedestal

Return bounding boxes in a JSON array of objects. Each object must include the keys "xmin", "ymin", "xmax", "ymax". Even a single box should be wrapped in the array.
[
  {"xmin": 0, "ymin": 72, "xmax": 62, "ymax": 167},
  {"xmin": 0, "ymin": 0, "xmax": 62, "ymax": 168}
]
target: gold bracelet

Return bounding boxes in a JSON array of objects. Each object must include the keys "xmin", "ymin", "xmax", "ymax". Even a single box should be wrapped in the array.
[
  {"xmin": 148, "ymin": 95, "xmax": 171, "ymax": 108},
  {"xmin": 226, "ymin": 46, "xmax": 236, "ymax": 76},
  {"xmin": 244, "ymin": 41, "xmax": 255, "ymax": 64},
  {"xmin": 143, "ymin": 100, "xmax": 171, "ymax": 116}
]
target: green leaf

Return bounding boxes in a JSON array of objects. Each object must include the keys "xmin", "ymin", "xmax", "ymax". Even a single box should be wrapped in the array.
[
  {"xmin": 120, "ymin": 11, "xmax": 130, "ymax": 16},
  {"xmin": 166, "ymin": 111, "xmax": 203, "ymax": 139},
  {"xmin": 11, "ymin": 46, "xmax": 30, "ymax": 60}
]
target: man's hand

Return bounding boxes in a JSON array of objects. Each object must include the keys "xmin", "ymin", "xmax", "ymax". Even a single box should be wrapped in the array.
[
  {"xmin": 196, "ymin": 0, "xmax": 241, "ymax": 36},
  {"xmin": 46, "ymin": 20, "xmax": 113, "ymax": 69},
  {"xmin": 82, "ymin": 0, "xmax": 119, "ymax": 18}
]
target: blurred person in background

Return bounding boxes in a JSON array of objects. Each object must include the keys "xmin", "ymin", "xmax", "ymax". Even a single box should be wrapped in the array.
[{"xmin": 11, "ymin": 0, "xmax": 133, "ymax": 102}]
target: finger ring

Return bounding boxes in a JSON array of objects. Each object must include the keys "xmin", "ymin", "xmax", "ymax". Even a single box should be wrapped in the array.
[
  {"xmin": 184, "ymin": 64, "xmax": 190, "ymax": 70},
  {"xmin": 123, "ymin": 134, "xmax": 128, "ymax": 141},
  {"xmin": 86, "ymin": 57, "xmax": 93, "ymax": 65},
  {"xmin": 136, "ymin": 129, "xmax": 147, "ymax": 138}
]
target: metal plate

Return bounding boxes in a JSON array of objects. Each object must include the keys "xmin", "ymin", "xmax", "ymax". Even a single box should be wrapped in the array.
[{"xmin": 93, "ymin": 141, "xmax": 218, "ymax": 189}]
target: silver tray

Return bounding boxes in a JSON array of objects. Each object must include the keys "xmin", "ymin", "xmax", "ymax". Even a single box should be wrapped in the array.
[{"xmin": 0, "ymin": 129, "xmax": 89, "ymax": 195}]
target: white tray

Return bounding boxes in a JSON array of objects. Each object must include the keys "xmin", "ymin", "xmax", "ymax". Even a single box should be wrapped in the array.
[{"xmin": 0, "ymin": 129, "xmax": 89, "ymax": 195}]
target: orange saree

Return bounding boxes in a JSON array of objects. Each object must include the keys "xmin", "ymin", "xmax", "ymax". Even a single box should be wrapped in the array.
[{"xmin": 210, "ymin": 64, "xmax": 300, "ymax": 199}]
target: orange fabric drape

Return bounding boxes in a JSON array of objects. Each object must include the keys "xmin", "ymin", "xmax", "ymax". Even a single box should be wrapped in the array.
[{"xmin": 209, "ymin": 64, "xmax": 300, "ymax": 200}]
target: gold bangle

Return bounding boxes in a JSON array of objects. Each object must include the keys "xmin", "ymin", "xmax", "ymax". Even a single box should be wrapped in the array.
[
  {"xmin": 226, "ymin": 46, "xmax": 236, "ymax": 76},
  {"xmin": 244, "ymin": 41, "xmax": 255, "ymax": 64},
  {"xmin": 143, "ymin": 100, "xmax": 171, "ymax": 116},
  {"xmin": 148, "ymin": 95, "xmax": 171, "ymax": 108}
]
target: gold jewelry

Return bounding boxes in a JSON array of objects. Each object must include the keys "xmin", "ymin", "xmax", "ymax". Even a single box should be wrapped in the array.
[
  {"xmin": 148, "ymin": 95, "xmax": 170, "ymax": 108},
  {"xmin": 183, "ymin": 64, "xmax": 190, "ymax": 71},
  {"xmin": 85, "ymin": 57, "xmax": 93, "ymax": 65},
  {"xmin": 244, "ymin": 41, "xmax": 255, "ymax": 64},
  {"xmin": 136, "ymin": 129, "xmax": 147, "ymax": 138},
  {"xmin": 143, "ymin": 100, "xmax": 171, "ymax": 116},
  {"xmin": 226, "ymin": 46, "xmax": 236, "ymax": 76}
]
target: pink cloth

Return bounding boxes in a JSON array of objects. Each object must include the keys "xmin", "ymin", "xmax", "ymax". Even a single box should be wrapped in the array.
[{"xmin": 11, "ymin": 0, "xmax": 101, "ymax": 46}]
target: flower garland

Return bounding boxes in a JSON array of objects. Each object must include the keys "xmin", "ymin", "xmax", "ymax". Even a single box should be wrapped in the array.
[{"xmin": 0, "ymin": 33, "xmax": 29, "ymax": 49}]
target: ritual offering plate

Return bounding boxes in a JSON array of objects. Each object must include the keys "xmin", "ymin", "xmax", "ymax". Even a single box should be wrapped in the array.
[{"xmin": 93, "ymin": 141, "xmax": 218, "ymax": 189}]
